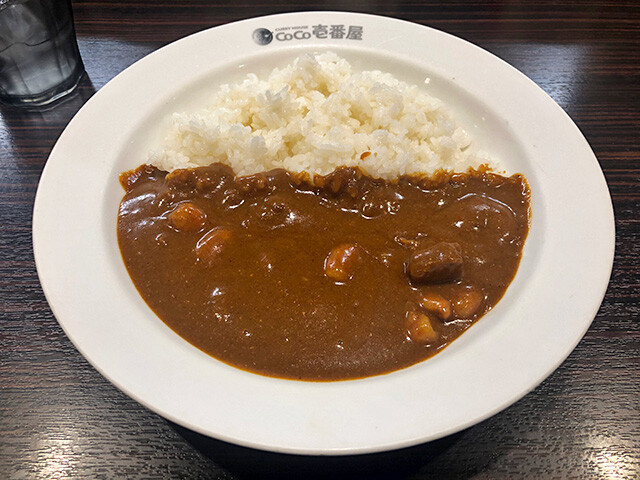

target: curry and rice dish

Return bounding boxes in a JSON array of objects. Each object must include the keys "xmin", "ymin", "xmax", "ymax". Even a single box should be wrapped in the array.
[{"xmin": 117, "ymin": 53, "xmax": 530, "ymax": 381}]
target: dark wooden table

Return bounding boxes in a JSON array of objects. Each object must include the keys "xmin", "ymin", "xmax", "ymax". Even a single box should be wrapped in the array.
[{"xmin": 1, "ymin": 1, "xmax": 638, "ymax": 478}]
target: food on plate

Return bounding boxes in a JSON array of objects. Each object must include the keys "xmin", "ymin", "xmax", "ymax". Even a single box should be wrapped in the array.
[
  {"xmin": 118, "ymin": 164, "xmax": 529, "ymax": 381},
  {"xmin": 117, "ymin": 53, "xmax": 530, "ymax": 381},
  {"xmin": 149, "ymin": 52, "xmax": 491, "ymax": 179}
]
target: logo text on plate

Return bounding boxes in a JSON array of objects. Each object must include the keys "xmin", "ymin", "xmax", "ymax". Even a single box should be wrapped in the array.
[{"xmin": 252, "ymin": 25, "xmax": 363, "ymax": 45}]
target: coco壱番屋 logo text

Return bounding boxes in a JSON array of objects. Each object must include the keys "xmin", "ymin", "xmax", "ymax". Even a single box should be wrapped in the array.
[{"xmin": 252, "ymin": 25, "xmax": 364, "ymax": 45}]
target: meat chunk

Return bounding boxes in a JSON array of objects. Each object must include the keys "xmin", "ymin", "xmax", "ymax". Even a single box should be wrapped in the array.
[
  {"xmin": 360, "ymin": 187, "xmax": 402, "ymax": 218},
  {"xmin": 166, "ymin": 168, "xmax": 199, "ymax": 191},
  {"xmin": 260, "ymin": 195, "xmax": 296, "ymax": 228},
  {"xmin": 314, "ymin": 167, "xmax": 365, "ymax": 197},
  {"xmin": 238, "ymin": 172, "xmax": 269, "ymax": 193},
  {"xmin": 406, "ymin": 242, "xmax": 463, "ymax": 284},
  {"xmin": 324, "ymin": 243, "xmax": 363, "ymax": 282},
  {"xmin": 119, "ymin": 164, "xmax": 161, "ymax": 192}
]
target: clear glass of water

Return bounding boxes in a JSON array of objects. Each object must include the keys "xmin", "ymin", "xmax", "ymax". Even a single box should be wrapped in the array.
[{"xmin": 0, "ymin": 0, "xmax": 85, "ymax": 106}]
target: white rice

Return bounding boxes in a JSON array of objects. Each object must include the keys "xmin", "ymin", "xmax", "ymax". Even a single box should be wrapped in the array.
[{"xmin": 149, "ymin": 52, "xmax": 492, "ymax": 179}]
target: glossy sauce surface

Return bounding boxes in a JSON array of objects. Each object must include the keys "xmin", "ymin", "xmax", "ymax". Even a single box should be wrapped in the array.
[{"xmin": 118, "ymin": 163, "xmax": 530, "ymax": 380}]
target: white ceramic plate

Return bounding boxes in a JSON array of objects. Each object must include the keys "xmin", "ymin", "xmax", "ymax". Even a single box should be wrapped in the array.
[{"xmin": 33, "ymin": 12, "xmax": 614, "ymax": 455}]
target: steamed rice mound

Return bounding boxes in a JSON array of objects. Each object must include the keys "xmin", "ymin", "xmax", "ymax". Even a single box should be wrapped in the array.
[{"xmin": 150, "ymin": 52, "xmax": 491, "ymax": 179}]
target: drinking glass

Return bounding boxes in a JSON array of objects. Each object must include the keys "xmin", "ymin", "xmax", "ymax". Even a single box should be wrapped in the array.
[{"xmin": 0, "ymin": 0, "xmax": 85, "ymax": 106}]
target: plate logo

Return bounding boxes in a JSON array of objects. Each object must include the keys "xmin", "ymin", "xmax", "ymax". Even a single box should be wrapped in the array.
[
  {"xmin": 252, "ymin": 28, "xmax": 273, "ymax": 45},
  {"xmin": 252, "ymin": 25, "xmax": 364, "ymax": 45}
]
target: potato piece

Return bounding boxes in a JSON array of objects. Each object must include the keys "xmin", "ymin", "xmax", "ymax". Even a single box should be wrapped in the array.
[
  {"xmin": 452, "ymin": 288, "xmax": 484, "ymax": 318},
  {"xmin": 195, "ymin": 227, "xmax": 233, "ymax": 264},
  {"xmin": 324, "ymin": 243, "xmax": 363, "ymax": 282},
  {"xmin": 407, "ymin": 311, "xmax": 439, "ymax": 343},
  {"xmin": 418, "ymin": 293, "xmax": 452, "ymax": 321},
  {"xmin": 169, "ymin": 202, "xmax": 206, "ymax": 232}
]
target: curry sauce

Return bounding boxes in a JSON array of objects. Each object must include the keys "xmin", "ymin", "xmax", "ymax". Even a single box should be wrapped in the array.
[{"xmin": 118, "ymin": 163, "xmax": 530, "ymax": 381}]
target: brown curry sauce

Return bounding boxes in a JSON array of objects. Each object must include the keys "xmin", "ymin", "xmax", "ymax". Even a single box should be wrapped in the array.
[{"xmin": 118, "ymin": 163, "xmax": 530, "ymax": 381}]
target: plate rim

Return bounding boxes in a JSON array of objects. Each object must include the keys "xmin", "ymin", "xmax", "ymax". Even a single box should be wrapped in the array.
[{"xmin": 33, "ymin": 11, "xmax": 615, "ymax": 455}]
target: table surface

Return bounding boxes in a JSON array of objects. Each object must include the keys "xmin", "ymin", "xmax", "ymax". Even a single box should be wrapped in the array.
[{"xmin": 1, "ymin": 1, "xmax": 638, "ymax": 478}]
